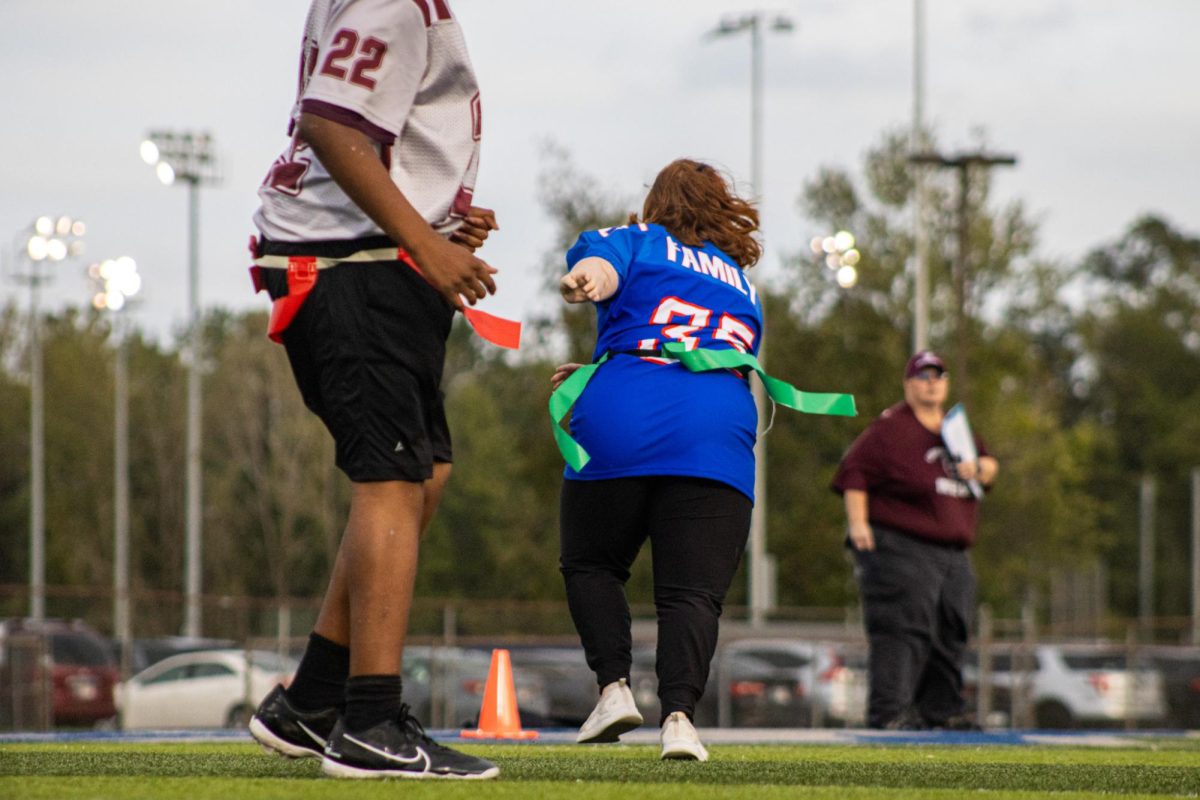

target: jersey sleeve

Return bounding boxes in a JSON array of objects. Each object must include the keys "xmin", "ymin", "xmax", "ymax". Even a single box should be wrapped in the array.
[
  {"xmin": 830, "ymin": 422, "xmax": 883, "ymax": 495},
  {"xmin": 300, "ymin": 0, "xmax": 428, "ymax": 144},
  {"xmin": 565, "ymin": 226, "xmax": 639, "ymax": 283}
]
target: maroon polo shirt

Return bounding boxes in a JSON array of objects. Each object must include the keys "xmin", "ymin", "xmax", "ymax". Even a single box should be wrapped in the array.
[{"xmin": 831, "ymin": 402, "xmax": 989, "ymax": 548}]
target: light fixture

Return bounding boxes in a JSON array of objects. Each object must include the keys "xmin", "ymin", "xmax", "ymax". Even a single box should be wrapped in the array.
[
  {"xmin": 140, "ymin": 129, "xmax": 219, "ymax": 186},
  {"xmin": 24, "ymin": 215, "xmax": 86, "ymax": 265},
  {"xmin": 26, "ymin": 236, "xmax": 49, "ymax": 261},
  {"xmin": 812, "ymin": 229, "xmax": 861, "ymax": 288},
  {"xmin": 89, "ymin": 257, "xmax": 141, "ymax": 311},
  {"xmin": 139, "ymin": 139, "xmax": 160, "ymax": 166}
]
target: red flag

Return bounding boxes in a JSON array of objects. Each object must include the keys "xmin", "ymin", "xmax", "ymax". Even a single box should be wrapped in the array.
[{"xmin": 463, "ymin": 306, "xmax": 521, "ymax": 350}]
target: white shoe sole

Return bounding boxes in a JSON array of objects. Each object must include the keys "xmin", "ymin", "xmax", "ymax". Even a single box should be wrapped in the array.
[
  {"xmin": 576, "ymin": 712, "xmax": 643, "ymax": 744},
  {"xmin": 661, "ymin": 745, "xmax": 708, "ymax": 761},
  {"xmin": 321, "ymin": 756, "xmax": 499, "ymax": 780},
  {"xmin": 249, "ymin": 717, "xmax": 323, "ymax": 759}
]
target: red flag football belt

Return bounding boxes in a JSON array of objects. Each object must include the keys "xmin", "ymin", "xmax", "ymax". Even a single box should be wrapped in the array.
[{"xmin": 248, "ymin": 246, "xmax": 521, "ymax": 349}]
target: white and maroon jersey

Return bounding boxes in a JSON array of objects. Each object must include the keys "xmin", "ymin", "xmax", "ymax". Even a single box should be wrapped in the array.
[{"xmin": 254, "ymin": 0, "xmax": 482, "ymax": 243}]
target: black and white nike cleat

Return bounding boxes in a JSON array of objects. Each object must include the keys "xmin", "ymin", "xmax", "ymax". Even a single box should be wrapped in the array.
[
  {"xmin": 249, "ymin": 685, "xmax": 338, "ymax": 759},
  {"xmin": 321, "ymin": 705, "xmax": 499, "ymax": 780}
]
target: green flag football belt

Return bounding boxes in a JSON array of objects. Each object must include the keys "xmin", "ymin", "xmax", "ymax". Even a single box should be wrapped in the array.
[{"xmin": 549, "ymin": 342, "xmax": 857, "ymax": 472}]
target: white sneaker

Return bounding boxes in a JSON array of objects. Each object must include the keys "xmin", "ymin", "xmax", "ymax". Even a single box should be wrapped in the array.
[
  {"xmin": 660, "ymin": 711, "xmax": 708, "ymax": 762},
  {"xmin": 575, "ymin": 678, "xmax": 643, "ymax": 743}
]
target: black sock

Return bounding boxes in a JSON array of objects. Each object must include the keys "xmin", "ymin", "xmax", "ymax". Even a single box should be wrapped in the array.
[
  {"xmin": 344, "ymin": 674, "xmax": 402, "ymax": 732},
  {"xmin": 285, "ymin": 632, "xmax": 349, "ymax": 712}
]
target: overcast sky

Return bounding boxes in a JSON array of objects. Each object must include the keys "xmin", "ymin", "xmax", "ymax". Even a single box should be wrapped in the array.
[{"xmin": 1, "ymin": 0, "xmax": 1196, "ymax": 343}]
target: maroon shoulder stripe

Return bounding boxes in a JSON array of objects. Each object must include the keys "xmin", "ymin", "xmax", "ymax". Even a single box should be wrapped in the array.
[
  {"xmin": 431, "ymin": 0, "xmax": 451, "ymax": 21},
  {"xmin": 410, "ymin": 0, "xmax": 431, "ymax": 27},
  {"xmin": 300, "ymin": 99, "xmax": 395, "ymax": 144}
]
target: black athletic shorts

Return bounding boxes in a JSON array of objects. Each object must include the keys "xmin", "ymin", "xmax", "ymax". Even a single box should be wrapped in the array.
[{"xmin": 261, "ymin": 236, "xmax": 454, "ymax": 483}]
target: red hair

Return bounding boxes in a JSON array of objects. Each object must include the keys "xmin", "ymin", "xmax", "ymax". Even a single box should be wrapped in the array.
[{"xmin": 631, "ymin": 159, "xmax": 762, "ymax": 269}]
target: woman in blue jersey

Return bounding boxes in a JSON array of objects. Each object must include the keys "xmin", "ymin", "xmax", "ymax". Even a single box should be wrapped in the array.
[{"xmin": 556, "ymin": 159, "xmax": 762, "ymax": 761}]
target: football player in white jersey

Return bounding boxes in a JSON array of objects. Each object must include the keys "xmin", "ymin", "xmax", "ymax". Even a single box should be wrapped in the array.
[{"xmin": 248, "ymin": 0, "xmax": 500, "ymax": 780}]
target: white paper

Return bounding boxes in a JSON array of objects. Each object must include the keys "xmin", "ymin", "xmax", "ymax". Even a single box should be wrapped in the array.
[{"xmin": 942, "ymin": 403, "xmax": 983, "ymax": 499}]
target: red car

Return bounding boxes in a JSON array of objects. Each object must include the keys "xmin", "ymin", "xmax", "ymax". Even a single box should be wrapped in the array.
[{"xmin": 1, "ymin": 618, "xmax": 119, "ymax": 728}]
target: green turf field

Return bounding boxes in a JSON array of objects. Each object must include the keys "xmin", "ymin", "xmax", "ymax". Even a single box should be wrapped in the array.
[{"xmin": 2, "ymin": 741, "xmax": 1198, "ymax": 799}]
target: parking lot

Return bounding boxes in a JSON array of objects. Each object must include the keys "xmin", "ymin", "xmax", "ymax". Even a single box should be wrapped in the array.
[{"xmin": 4, "ymin": 616, "xmax": 1198, "ymax": 732}]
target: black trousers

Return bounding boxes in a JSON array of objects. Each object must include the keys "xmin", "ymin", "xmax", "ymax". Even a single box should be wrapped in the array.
[
  {"xmin": 854, "ymin": 525, "xmax": 975, "ymax": 728},
  {"xmin": 560, "ymin": 476, "xmax": 751, "ymax": 723}
]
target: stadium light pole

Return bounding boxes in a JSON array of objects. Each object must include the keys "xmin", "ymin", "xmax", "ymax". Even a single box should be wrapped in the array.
[
  {"xmin": 906, "ymin": 149, "xmax": 1016, "ymax": 407},
  {"xmin": 911, "ymin": 0, "xmax": 930, "ymax": 352},
  {"xmin": 87, "ymin": 257, "xmax": 142, "ymax": 679},
  {"xmin": 1191, "ymin": 467, "xmax": 1199, "ymax": 645},
  {"xmin": 707, "ymin": 11, "xmax": 794, "ymax": 628},
  {"xmin": 141, "ymin": 130, "xmax": 219, "ymax": 637},
  {"xmin": 14, "ymin": 216, "xmax": 86, "ymax": 622}
]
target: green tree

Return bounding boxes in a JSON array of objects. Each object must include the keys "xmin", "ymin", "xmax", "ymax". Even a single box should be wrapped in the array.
[
  {"xmin": 203, "ymin": 310, "xmax": 345, "ymax": 606},
  {"xmin": 124, "ymin": 328, "xmax": 186, "ymax": 616},
  {"xmin": 1071, "ymin": 216, "xmax": 1200, "ymax": 621},
  {"xmin": 0, "ymin": 303, "xmax": 31, "ymax": 600},
  {"xmin": 421, "ymin": 155, "xmax": 622, "ymax": 602},
  {"xmin": 422, "ymin": 330, "xmax": 564, "ymax": 602},
  {"xmin": 530, "ymin": 142, "xmax": 633, "ymax": 363},
  {"xmin": 772, "ymin": 128, "xmax": 1105, "ymax": 617}
]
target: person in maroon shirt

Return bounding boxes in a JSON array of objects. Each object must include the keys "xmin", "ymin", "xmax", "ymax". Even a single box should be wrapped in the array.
[{"xmin": 831, "ymin": 351, "xmax": 999, "ymax": 729}]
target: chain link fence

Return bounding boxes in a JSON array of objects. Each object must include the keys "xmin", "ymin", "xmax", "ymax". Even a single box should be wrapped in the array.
[{"xmin": 2, "ymin": 586, "xmax": 1197, "ymax": 731}]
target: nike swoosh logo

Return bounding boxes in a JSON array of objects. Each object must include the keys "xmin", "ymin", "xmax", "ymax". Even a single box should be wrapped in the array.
[
  {"xmin": 297, "ymin": 720, "xmax": 325, "ymax": 746},
  {"xmin": 343, "ymin": 735, "xmax": 430, "ymax": 771}
]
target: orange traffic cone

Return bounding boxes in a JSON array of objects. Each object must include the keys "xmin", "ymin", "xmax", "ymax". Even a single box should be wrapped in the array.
[{"xmin": 460, "ymin": 648, "xmax": 539, "ymax": 740}]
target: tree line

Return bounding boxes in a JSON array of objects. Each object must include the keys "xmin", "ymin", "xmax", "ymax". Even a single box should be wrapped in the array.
[{"xmin": 1, "ymin": 130, "xmax": 1197, "ymax": 639}]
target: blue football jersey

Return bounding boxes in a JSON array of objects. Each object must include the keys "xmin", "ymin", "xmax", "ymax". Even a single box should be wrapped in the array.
[{"xmin": 563, "ymin": 223, "xmax": 764, "ymax": 500}]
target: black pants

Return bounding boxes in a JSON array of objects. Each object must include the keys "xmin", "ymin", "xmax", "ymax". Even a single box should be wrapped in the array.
[
  {"xmin": 854, "ymin": 525, "xmax": 975, "ymax": 728},
  {"xmin": 560, "ymin": 476, "xmax": 751, "ymax": 723}
]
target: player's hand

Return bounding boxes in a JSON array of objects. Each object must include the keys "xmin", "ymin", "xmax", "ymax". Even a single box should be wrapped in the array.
[
  {"xmin": 976, "ymin": 456, "xmax": 998, "ymax": 485},
  {"xmin": 450, "ymin": 207, "xmax": 499, "ymax": 252},
  {"xmin": 954, "ymin": 460, "xmax": 979, "ymax": 481},
  {"xmin": 560, "ymin": 267, "xmax": 604, "ymax": 303},
  {"xmin": 551, "ymin": 363, "xmax": 583, "ymax": 391},
  {"xmin": 848, "ymin": 521, "xmax": 875, "ymax": 552},
  {"xmin": 412, "ymin": 234, "xmax": 497, "ymax": 311}
]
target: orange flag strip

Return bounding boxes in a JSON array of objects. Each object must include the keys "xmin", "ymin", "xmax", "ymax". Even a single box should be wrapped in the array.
[{"xmin": 462, "ymin": 306, "xmax": 522, "ymax": 350}]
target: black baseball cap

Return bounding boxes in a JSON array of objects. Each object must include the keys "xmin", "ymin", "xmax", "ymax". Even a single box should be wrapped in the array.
[{"xmin": 905, "ymin": 351, "xmax": 946, "ymax": 378}]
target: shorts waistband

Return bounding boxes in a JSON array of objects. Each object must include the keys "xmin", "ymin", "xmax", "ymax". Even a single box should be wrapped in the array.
[{"xmin": 256, "ymin": 235, "xmax": 397, "ymax": 259}]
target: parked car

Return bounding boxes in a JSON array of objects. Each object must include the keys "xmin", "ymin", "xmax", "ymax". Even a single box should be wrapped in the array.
[
  {"xmin": 966, "ymin": 644, "xmax": 1167, "ymax": 729},
  {"xmin": 963, "ymin": 649, "xmax": 1017, "ymax": 727},
  {"xmin": 721, "ymin": 639, "xmax": 868, "ymax": 727},
  {"xmin": 811, "ymin": 644, "xmax": 868, "ymax": 727},
  {"xmin": 0, "ymin": 617, "xmax": 119, "ymax": 727},
  {"xmin": 402, "ymin": 646, "xmax": 551, "ymax": 729},
  {"xmin": 115, "ymin": 649, "xmax": 296, "ymax": 729},
  {"xmin": 504, "ymin": 646, "xmax": 597, "ymax": 726},
  {"xmin": 630, "ymin": 644, "xmax": 811, "ymax": 728},
  {"xmin": 1144, "ymin": 647, "xmax": 1200, "ymax": 729},
  {"xmin": 113, "ymin": 636, "xmax": 237, "ymax": 674}
]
